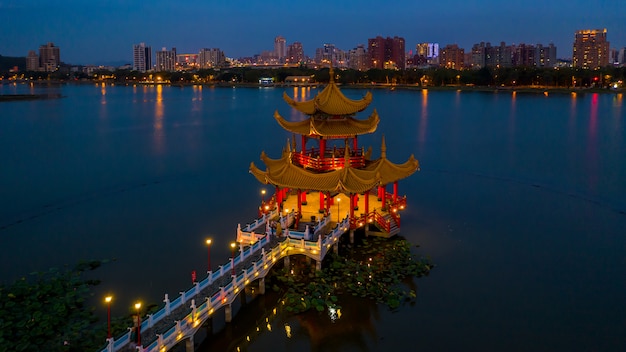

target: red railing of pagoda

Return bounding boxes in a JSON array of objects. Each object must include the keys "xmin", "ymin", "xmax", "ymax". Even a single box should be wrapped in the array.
[
  {"xmin": 291, "ymin": 147, "xmax": 366, "ymax": 171},
  {"xmin": 351, "ymin": 210, "xmax": 391, "ymax": 232},
  {"xmin": 259, "ymin": 195, "xmax": 277, "ymax": 216}
]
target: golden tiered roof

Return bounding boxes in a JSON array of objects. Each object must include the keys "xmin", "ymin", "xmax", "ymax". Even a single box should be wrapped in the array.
[
  {"xmin": 283, "ymin": 67, "xmax": 372, "ymax": 116},
  {"xmin": 249, "ymin": 138, "xmax": 420, "ymax": 194},
  {"xmin": 273, "ymin": 110, "xmax": 380, "ymax": 138},
  {"xmin": 277, "ymin": 67, "xmax": 378, "ymax": 138}
]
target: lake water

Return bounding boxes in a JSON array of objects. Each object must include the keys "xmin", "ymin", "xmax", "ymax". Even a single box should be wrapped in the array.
[{"xmin": 1, "ymin": 83, "xmax": 625, "ymax": 351}]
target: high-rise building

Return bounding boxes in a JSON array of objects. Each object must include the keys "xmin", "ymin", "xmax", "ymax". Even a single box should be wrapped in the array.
[
  {"xmin": 618, "ymin": 48, "xmax": 626, "ymax": 66},
  {"xmin": 286, "ymin": 42, "xmax": 304, "ymax": 65},
  {"xmin": 176, "ymin": 54, "xmax": 198, "ymax": 70},
  {"xmin": 274, "ymin": 36, "xmax": 287, "ymax": 63},
  {"xmin": 133, "ymin": 43, "xmax": 152, "ymax": 72},
  {"xmin": 315, "ymin": 44, "xmax": 339, "ymax": 65},
  {"xmin": 348, "ymin": 44, "xmax": 368, "ymax": 71},
  {"xmin": 573, "ymin": 29, "xmax": 610, "ymax": 69},
  {"xmin": 416, "ymin": 43, "xmax": 439, "ymax": 59},
  {"xmin": 26, "ymin": 50, "xmax": 40, "ymax": 71},
  {"xmin": 513, "ymin": 43, "xmax": 536, "ymax": 67},
  {"xmin": 439, "ymin": 44, "xmax": 464, "ymax": 69},
  {"xmin": 470, "ymin": 42, "xmax": 486, "ymax": 69},
  {"xmin": 156, "ymin": 47, "xmax": 177, "ymax": 72},
  {"xmin": 368, "ymin": 36, "xmax": 385, "ymax": 69},
  {"xmin": 198, "ymin": 48, "xmax": 225, "ymax": 68},
  {"xmin": 367, "ymin": 36, "xmax": 405, "ymax": 69},
  {"xmin": 535, "ymin": 43, "xmax": 557, "ymax": 68},
  {"xmin": 39, "ymin": 43, "xmax": 60, "ymax": 72}
]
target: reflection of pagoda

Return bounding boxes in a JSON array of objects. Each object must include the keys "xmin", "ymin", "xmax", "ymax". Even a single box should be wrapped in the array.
[{"xmin": 250, "ymin": 67, "xmax": 419, "ymax": 238}]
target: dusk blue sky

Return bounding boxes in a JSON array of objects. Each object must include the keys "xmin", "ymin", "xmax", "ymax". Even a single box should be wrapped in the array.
[{"xmin": 1, "ymin": 0, "xmax": 624, "ymax": 65}]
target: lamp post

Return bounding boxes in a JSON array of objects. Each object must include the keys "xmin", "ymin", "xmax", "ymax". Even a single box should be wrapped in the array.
[
  {"xmin": 206, "ymin": 238, "xmax": 212, "ymax": 273},
  {"xmin": 105, "ymin": 296, "xmax": 112, "ymax": 339},
  {"xmin": 135, "ymin": 302, "xmax": 142, "ymax": 347},
  {"xmin": 230, "ymin": 242, "xmax": 237, "ymax": 276},
  {"xmin": 261, "ymin": 189, "xmax": 266, "ymax": 203}
]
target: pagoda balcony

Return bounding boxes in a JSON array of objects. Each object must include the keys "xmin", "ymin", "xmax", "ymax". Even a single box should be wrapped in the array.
[{"xmin": 291, "ymin": 147, "xmax": 366, "ymax": 171}]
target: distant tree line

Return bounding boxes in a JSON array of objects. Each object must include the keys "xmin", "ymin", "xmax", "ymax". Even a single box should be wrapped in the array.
[{"xmin": 3, "ymin": 63, "xmax": 625, "ymax": 89}]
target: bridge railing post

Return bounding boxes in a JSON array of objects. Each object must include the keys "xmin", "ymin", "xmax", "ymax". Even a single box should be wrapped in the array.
[
  {"xmin": 180, "ymin": 291, "xmax": 186, "ymax": 305},
  {"xmin": 175, "ymin": 320, "xmax": 182, "ymax": 334},
  {"xmin": 147, "ymin": 314, "xmax": 154, "ymax": 329},
  {"xmin": 157, "ymin": 334, "xmax": 164, "ymax": 350},
  {"xmin": 190, "ymin": 299, "xmax": 197, "ymax": 322},
  {"xmin": 207, "ymin": 270, "xmax": 213, "ymax": 284},
  {"xmin": 164, "ymin": 294, "xmax": 171, "ymax": 315},
  {"xmin": 106, "ymin": 337, "xmax": 113, "ymax": 352}
]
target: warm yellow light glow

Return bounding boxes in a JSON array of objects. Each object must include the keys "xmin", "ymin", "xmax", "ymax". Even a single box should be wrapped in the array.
[
  {"xmin": 105, "ymin": 296, "xmax": 112, "ymax": 303},
  {"xmin": 231, "ymin": 242, "xmax": 236, "ymax": 249},
  {"xmin": 135, "ymin": 302, "xmax": 141, "ymax": 310},
  {"xmin": 206, "ymin": 239, "xmax": 212, "ymax": 245},
  {"xmin": 285, "ymin": 324, "xmax": 292, "ymax": 338}
]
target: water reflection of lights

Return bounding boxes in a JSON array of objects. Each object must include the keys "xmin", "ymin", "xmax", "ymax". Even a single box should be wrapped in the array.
[
  {"xmin": 418, "ymin": 89, "xmax": 428, "ymax": 151},
  {"xmin": 285, "ymin": 323, "xmax": 292, "ymax": 338},
  {"xmin": 328, "ymin": 306, "xmax": 342, "ymax": 322}
]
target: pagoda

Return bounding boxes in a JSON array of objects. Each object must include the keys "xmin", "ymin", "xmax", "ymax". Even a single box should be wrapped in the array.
[{"xmin": 249, "ymin": 67, "xmax": 419, "ymax": 238}]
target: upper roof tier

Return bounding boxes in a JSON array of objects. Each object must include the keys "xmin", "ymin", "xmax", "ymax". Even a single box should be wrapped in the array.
[
  {"xmin": 274, "ymin": 109, "xmax": 380, "ymax": 138},
  {"xmin": 283, "ymin": 67, "xmax": 372, "ymax": 116}
]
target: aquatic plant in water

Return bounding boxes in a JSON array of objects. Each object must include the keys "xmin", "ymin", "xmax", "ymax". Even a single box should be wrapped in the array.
[{"xmin": 272, "ymin": 237, "xmax": 433, "ymax": 314}]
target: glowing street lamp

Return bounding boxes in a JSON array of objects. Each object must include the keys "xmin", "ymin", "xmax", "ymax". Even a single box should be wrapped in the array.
[
  {"xmin": 230, "ymin": 242, "xmax": 237, "ymax": 276},
  {"xmin": 261, "ymin": 189, "xmax": 266, "ymax": 203},
  {"xmin": 206, "ymin": 238, "xmax": 212, "ymax": 273},
  {"xmin": 135, "ymin": 302, "xmax": 142, "ymax": 347},
  {"xmin": 105, "ymin": 296, "xmax": 113, "ymax": 339}
]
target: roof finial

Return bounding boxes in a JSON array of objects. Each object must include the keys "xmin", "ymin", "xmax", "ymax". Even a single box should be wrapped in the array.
[{"xmin": 328, "ymin": 61, "xmax": 334, "ymax": 84}]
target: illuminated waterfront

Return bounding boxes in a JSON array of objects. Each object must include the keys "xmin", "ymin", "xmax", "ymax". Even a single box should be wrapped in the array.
[{"xmin": 0, "ymin": 83, "xmax": 624, "ymax": 351}]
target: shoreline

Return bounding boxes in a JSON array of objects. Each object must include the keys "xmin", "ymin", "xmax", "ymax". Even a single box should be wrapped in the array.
[
  {"xmin": 4, "ymin": 80, "xmax": 624, "ymax": 95},
  {"xmin": 0, "ymin": 93, "xmax": 63, "ymax": 102}
]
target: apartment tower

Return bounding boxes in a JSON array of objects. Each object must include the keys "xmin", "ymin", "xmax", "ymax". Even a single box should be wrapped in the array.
[{"xmin": 573, "ymin": 29, "xmax": 610, "ymax": 69}]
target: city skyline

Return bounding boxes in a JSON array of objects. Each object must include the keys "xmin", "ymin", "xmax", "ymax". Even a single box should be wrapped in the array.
[{"xmin": 1, "ymin": 0, "xmax": 625, "ymax": 65}]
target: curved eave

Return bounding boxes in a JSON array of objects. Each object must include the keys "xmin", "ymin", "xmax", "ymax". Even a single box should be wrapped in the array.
[
  {"xmin": 315, "ymin": 84, "xmax": 372, "ymax": 115},
  {"xmin": 274, "ymin": 110, "xmax": 312, "ymax": 135},
  {"xmin": 249, "ymin": 153, "xmax": 419, "ymax": 194},
  {"xmin": 283, "ymin": 92, "xmax": 317, "ymax": 115},
  {"xmin": 274, "ymin": 109, "xmax": 380, "ymax": 138},
  {"xmin": 282, "ymin": 85, "xmax": 372, "ymax": 116}
]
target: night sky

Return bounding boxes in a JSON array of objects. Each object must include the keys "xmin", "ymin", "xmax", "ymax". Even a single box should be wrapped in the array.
[{"xmin": 1, "ymin": 0, "xmax": 624, "ymax": 65}]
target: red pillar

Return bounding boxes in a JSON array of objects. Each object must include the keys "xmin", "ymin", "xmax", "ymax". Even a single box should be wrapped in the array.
[
  {"xmin": 353, "ymin": 193, "xmax": 359, "ymax": 210},
  {"xmin": 381, "ymin": 185, "xmax": 386, "ymax": 210},
  {"xmin": 297, "ymin": 189, "xmax": 302, "ymax": 227},
  {"xmin": 301, "ymin": 135, "xmax": 306, "ymax": 153},
  {"xmin": 349, "ymin": 194, "xmax": 355, "ymax": 220},
  {"xmin": 276, "ymin": 186, "xmax": 282, "ymax": 206},
  {"xmin": 320, "ymin": 138, "xmax": 326, "ymax": 157},
  {"xmin": 301, "ymin": 190, "xmax": 307, "ymax": 205},
  {"xmin": 364, "ymin": 190, "xmax": 370, "ymax": 214},
  {"xmin": 393, "ymin": 181, "xmax": 398, "ymax": 203},
  {"xmin": 352, "ymin": 136, "xmax": 358, "ymax": 152}
]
